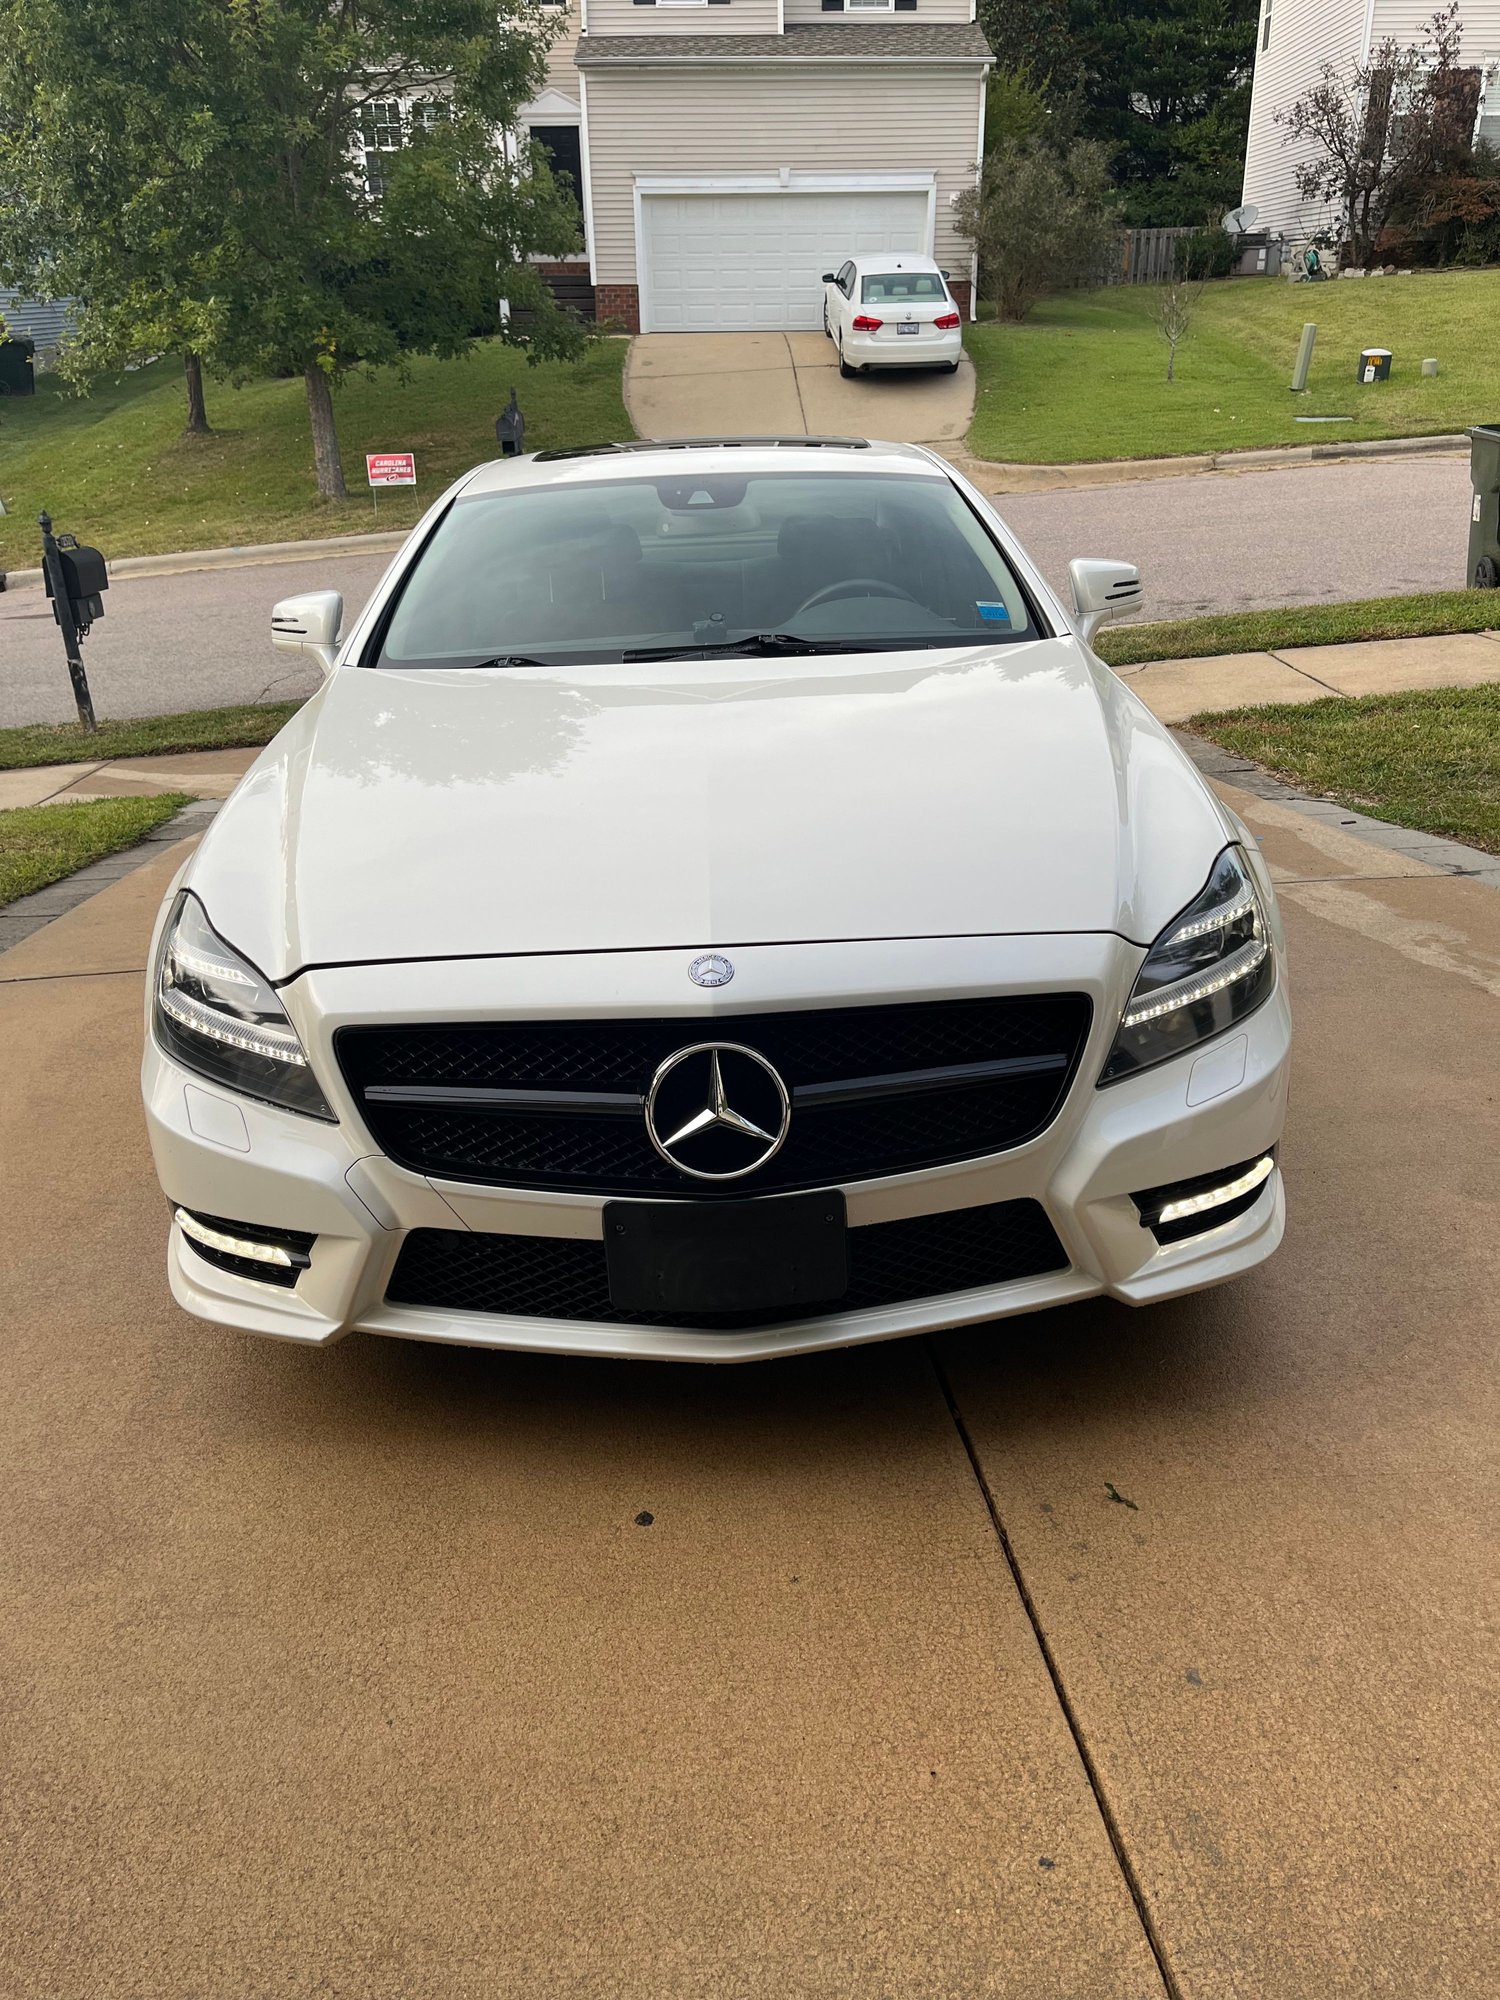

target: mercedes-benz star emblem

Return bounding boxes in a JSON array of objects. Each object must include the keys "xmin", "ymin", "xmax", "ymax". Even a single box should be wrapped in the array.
[
  {"xmin": 688, "ymin": 953, "xmax": 734, "ymax": 990},
  {"xmin": 645, "ymin": 1043, "xmax": 791, "ymax": 1181}
]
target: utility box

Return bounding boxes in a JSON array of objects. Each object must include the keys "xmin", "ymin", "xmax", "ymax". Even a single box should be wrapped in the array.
[
  {"xmin": 0, "ymin": 336, "xmax": 35, "ymax": 395},
  {"xmin": 1358, "ymin": 347, "xmax": 1393, "ymax": 383},
  {"xmin": 1468, "ymin": 425, "xmax": 1500, "ymax": 589}
]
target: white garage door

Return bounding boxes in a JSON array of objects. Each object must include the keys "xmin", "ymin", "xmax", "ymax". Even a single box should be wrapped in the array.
[{"xmin": 639, "ymin": 189, "xmax": 931, "ymax": 333}]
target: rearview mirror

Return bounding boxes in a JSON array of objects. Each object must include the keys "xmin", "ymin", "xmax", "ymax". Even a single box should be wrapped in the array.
[
  {"xmin": 820, "ymin": 272, "xmax": 836, "ymax": 285},
  {"xmin": 1068, "ymin": 559, "xmax": 1143, "ymax": 646},
  {"xmin": 271, "ymin": 590, "xmax": 343, "ymax": 678}
]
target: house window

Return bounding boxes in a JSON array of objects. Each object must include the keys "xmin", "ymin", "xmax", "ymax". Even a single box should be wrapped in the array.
[
  {"xmin": 1260, "ymin": 0, "xmax": 1271, "ymax": 53},
  {"xmin": 847, "ymin": 0, "xmax": 896, "ymax": 10},
  {"xmin": 530, "ymin": 124, "xmax": 583, "ymax": 203},
  {"xmin": 1477, "ymin": 59, "xmax": 1500, "ymax": 149},
  {"xmin": 361, "ymin": 99, "xmax": 403, "ymax": 200}
]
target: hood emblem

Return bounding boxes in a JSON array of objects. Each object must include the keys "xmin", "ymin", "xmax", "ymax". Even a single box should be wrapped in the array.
[
  {"xmin": 689, "ymin": 952, "xmax": 734, "ymax": 989},
  {"xmin": 645, "ymin": 1044, "xmax": 790, "ymax": 1181}
]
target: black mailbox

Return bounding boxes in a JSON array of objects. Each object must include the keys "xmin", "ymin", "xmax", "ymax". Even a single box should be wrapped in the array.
[
  {"xmin": 45, "ymin": 539, "xmax": 109, "ymax": 628},
  {"xmin": 495, "ymin": 387, "xmax": 525, "ymax": 457}
]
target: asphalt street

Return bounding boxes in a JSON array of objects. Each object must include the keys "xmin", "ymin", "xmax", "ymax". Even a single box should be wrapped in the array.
[
  {"xmin": 2, "ymin": 781, "xmax": 1497, "ymax": 1998},
  {"xmin": 0, "ymin": 454, "xmax": 1476, "ymax": 726}
]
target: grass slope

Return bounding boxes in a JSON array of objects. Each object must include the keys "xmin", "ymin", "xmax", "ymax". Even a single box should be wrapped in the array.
[
  {"xmin": 966, "ymin": 270, "xmax": 1500, "ymax": 464},
  {"xmin": 0, "ymin": 792, "xmax": 192, "ymax": 906},
  {"xmin": 1095, "ymin": 589, "xmax": 1500, "ymax": 668},
  {"xmin": 1190, "ymin": 684, "xmax": 1500, "ymax": 852},
  {"xmin": 0, "ymin": 339, "xmax": 631, "ymax": 568}
]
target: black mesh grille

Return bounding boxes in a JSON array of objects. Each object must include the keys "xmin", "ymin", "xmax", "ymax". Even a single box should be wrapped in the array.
[
  {"xmin": 385, "ymin": 1199, "xmax": 1069, "ymax": 1330},
  {"xmin": 338, "ymin": 996, "xmax": 1092, "ymax": 1196}
]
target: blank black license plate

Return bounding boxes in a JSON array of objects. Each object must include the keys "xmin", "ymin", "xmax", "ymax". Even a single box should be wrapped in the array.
[
  {"xmin": 604, "ymin": 1192, "xmax": 848, "ymax": 1316},
  {"xmin": 897, "ymin": 321, "xmax": 920, "ymax": 335}
]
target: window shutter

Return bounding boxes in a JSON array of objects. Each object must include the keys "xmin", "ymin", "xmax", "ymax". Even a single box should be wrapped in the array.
[
  {"xmin": 894, "ymin": 2, "xmax": 917, "ymax": 12},
  {"xmin": 822, "ymin": 0, "xmax": 845, "ymax": 11}
]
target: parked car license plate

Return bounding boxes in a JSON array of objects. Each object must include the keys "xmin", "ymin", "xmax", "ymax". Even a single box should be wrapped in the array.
[
  {"xmin": 604, "ymin": 1191, "xmax": 848, "ymax": 1316},
  {"xmin": 897, "ymin": 321, "xmax": 920, "ymax": 335}
]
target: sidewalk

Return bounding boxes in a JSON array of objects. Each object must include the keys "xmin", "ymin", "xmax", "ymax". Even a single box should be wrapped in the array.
[{"xmin": 0, "ymin": 746, "xmax": 260, "ymax": 814}]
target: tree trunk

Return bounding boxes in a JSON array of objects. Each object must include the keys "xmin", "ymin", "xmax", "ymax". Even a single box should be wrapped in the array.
[
  {"xmin": 182, "ymin": 351, "xmax": 210, "ymax": 434},
  {"xmin": 304, "ymin": 364, "xmax": 348, "ymax": 500}
]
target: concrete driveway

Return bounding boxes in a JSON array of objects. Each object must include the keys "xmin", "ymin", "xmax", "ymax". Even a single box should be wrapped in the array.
[
  {"xmin": 3, "ymin": 775, "xmax": 1498, "ymax": 1997},
  {"xmin": 624, "ymin": 330, "xmax": 976, "ymax": 446}
]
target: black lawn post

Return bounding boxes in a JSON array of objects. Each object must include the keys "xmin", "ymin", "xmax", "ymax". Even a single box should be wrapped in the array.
[{"xmin": 38, "ymin": 510, "xmax": 98, "ymax": 732}]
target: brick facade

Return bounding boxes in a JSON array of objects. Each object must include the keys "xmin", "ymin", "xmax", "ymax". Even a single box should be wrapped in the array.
[
  {"xmin": 595, "ymin": 284, "xmax": 641, "ymax": 333},
  {"xmin": 946, "ymin": 277, "xmax": 972, "ymax": 319}
]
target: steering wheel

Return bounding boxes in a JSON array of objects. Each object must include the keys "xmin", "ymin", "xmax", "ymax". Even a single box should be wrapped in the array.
[{"xmin": 792, "ymin": 578, "xmax": 923, "ymax": 618}]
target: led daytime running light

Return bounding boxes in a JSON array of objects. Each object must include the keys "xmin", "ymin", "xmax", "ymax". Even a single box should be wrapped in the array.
[
  {"xmin": 1155, "ymin": 1155, "xmax": 1276, "ymax": 1225},
  {"xmin": 169, "ymin": 939, "xmax": 257, "ymax": 987},
  {"xmin": 158, "ymin": 984, "xmax": 310, "ymax": 1065},
  {"xmin": 174, "ymin": 1208, "xmax": 307, "ymax": 1268},
  {"xmin": 1121, "ymin": 936, "xmax": 1269, "ymax": 1029},
  {"xmin": 1166, "ymin": 884, "xmax": 1258, "ymax": 946}
]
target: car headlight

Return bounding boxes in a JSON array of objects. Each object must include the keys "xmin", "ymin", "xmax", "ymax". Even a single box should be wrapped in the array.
[
  {"xmin": 1100, "ymin": 847, "xmax": 1274, "ymax": 1085},
  {"xmin": 153, "ymin": 892, "xmax": 334, "ymax": 1120}
]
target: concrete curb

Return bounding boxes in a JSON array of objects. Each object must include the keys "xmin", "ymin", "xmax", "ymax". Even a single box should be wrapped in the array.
[
  {"xmin": 1, "ymin": 527, "xmax": 410, "ymax": 593},
  {"xmin": 1177, "ymin": 729, "xmax": 1500, "ymax": 889},
  {"xmin": 953, "ymin": 430, "xmax": 1471, "ymax": 495}
]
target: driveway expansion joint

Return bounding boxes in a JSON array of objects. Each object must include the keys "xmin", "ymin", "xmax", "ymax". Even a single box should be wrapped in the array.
[{"xmin": 927, "ymin": 1340, "xmax": 1183, "ymax": 2000}]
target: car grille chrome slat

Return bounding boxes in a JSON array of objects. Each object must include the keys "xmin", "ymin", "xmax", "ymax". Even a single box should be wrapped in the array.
[
  {"xmin": 384, "ymin": 1199, "xmax": 1070, "ymax": 1330},
  {"xmin": 337, "ymin": 996, "xmax": 1092, "ymax": 1196}
]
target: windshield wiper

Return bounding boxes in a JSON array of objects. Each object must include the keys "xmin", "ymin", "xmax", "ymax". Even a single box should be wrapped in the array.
[
  {"xmin": 461, "ymin": 654, "xmax": 558, "ymax": 670},
  {"xmin": 622, "ymin": 633, "xmax": 850, "ymax": 662}
]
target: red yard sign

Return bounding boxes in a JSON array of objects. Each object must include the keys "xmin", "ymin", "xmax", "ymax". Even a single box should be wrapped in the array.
[{"xmin": 366, "ymin": 452, "xmax": 416, "ymax": 487}]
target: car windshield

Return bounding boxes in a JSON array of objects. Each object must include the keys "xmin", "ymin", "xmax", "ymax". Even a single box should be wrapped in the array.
[
  {"xmin": 375, "ymin": 470, "xmax": 1042, "ymax": 668},
  {"xmin": 861, "ymin": 272, "xmax": 947, "ymax": 303}
]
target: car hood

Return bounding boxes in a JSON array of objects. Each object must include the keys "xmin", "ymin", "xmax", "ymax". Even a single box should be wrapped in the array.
[{"xmin": 189, "ymin": 643, "xmax": 1235, "ymax": 980}]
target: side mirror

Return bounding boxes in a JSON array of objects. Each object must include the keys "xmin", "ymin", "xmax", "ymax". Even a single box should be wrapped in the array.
[
  {"xmin": 271, "ymin": 590, "xmax": 343, "ymax": 678},
  {"xmin": 1068, "ymin": 559, "xmax": 1143, "ymax": 645},
  {"xmin": 820, "ymin": 272, "xmax": 837, "ymax": 285}
]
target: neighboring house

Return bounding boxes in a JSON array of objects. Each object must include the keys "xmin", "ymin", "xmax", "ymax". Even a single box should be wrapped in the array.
[
  {"xmin": 518, "ymin": 0, "xmax": 991, "ymax": 330},
  {"xmin": 1241, "ymin": 0, "xmax": 1500, "ymax": 249},
  {"xmin": 0, "ymin": 289, "xmax": 75, "ymax": 370}
]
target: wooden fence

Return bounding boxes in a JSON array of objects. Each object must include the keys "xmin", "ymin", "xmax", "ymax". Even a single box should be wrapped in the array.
[{"xmin": 1095, "ymin": 227, "xmax": 1198, "ymax": 286}]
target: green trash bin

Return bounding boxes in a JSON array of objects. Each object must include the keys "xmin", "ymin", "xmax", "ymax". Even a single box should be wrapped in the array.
[
  {"xmin": 0, "ymin": 337, "xmax": 35, "ymax": 396},
  {"xmin": 1468, "ymin": 424, "xmax": 1500, "ymax": 590}
]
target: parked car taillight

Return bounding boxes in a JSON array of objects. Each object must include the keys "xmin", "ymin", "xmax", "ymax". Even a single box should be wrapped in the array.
[
  {"xmin": 851, "ymin": 315, "xmax": 883, "ymax": 332},
  {"xmin": 934, "ymin": 312, "xmax": 962, "ymax": 330}
]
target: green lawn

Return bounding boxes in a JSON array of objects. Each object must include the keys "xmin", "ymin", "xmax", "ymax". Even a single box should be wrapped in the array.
[
  {"xmin": 0, "ymin": 793, "xmax": 192, "ymax": 907},
  {"xmin": 1094, "ymin": 588, "xmax": 1500, "ymax": 668},
  {"xmin": 0, "ymin": 704, "xmax": 304, "ymax": 772},
  {"xmin": 966, "ymin": 270, "xmax": 1500, "ymax": 464},
  {"xmin": 1190, "ymin": 685, "xmax": 1500, "ymax": 852},
  {"xmin": 0, "ymin": 338, "xmax": 632, "ymax": 568}
]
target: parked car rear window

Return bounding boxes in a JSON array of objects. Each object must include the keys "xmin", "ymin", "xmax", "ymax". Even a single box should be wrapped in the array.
[
  {"xmin": 374, "ymin": 470, "xmax": 1042, "ymax": 668},
  {"xmin": 860, "ymin": 272, "xmax": 948, "ymax": 303}
]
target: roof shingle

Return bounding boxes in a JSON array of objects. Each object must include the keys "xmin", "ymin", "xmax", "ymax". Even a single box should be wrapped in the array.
[{"xmin": 575, "ymin": 22, "xmax": 992, "ymax": 63}]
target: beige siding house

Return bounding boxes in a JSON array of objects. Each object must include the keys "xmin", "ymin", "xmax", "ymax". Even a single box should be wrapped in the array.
[
  {"xmin": 519, "ymin": 0, "xmax": 991, "ymax": 330},
  {"xmin": 1241, "ymin": 0, "xmax": 1500, "ymax": 249}
]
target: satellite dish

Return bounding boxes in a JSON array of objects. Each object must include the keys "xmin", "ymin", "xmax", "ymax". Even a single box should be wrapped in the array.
[{"xmin": 1223, "ymin": 204, "xmax": 1260, "ymax": 235}]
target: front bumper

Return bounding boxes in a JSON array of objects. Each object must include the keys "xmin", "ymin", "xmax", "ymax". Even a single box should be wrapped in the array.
[{"xmin": 142, "ymin": 932, "xmax": 1291, "ymax": 1364}]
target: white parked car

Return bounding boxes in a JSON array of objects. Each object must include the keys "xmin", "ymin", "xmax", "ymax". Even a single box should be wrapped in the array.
[
  {"xmin": 822, "ymin": 254, "xmax": 963, "ymax": 375},
  {"xmin": 143, "ymin": 437, "xmax": 1290, "ymax": 1364}
]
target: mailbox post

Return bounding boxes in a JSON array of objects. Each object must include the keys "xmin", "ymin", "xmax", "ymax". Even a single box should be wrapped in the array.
[
  {"xmin": 495, "ymin": 388, "xmax": 525, "ymax": 457},
  {"xmin": 39, "ymin": 510, "xmax": 107, "ymax": 732}
]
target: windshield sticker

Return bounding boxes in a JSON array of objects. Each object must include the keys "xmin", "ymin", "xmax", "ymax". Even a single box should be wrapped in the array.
[{"xmin": 975, "ymin": 602, "xmax": 1013, "ymax": 625}]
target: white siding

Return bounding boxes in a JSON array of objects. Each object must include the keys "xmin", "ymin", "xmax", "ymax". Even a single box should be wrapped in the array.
[
  {"xmin": 586, "ymin": 0, "xmax": 781, "ymax": 35},
  {"xmin": 1241, "ymin": 0, "xmax": 1368, "ymax": 241},
  {"xmin": 783, "ymin": 0, "xmax": 973, "ymax": 22},
  {"xmin": 584, "ymin": 65, "xmax": 982, "ymax": 283},
  {"xmin": 539, "ymin": 0, "xmax": 583, "ymax": 96},
  {"xmin": 1370, "ymin": 0, "xmax": 1500, "ymax": 46}
]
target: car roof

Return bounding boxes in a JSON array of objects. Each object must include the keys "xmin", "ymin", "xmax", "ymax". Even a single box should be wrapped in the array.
[
  {"xmin": 461, "ymin": 437, "xmax": 949, "ymax": 495},
  {"xmin": 849, "ymin": 253, "xmax": 943, "ymax": 273}
]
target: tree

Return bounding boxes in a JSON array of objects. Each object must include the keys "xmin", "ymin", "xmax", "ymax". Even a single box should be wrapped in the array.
[
  {"xmin": 953, "ymin": 138, "xmax": 1121, "ymax": 322},
  {"xmin": 976, "ymin": 0, "xmax": 1259, "ymax": 225},
  {"xmin": 1154, "ymin": 271, "xmax": 1202, "ymax": 381},
  {"xmin": 1275, "ymin": 4, "xmax": 1473, "ymax": 268},
  {"xmin": 0, "ymin": 0, "xmax": 584, "ymax": 495}
]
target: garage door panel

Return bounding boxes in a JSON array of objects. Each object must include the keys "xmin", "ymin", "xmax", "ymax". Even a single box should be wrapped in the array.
[{"xmin": 640, "ymin": 189, "xmax": 932, "ymax": 332}]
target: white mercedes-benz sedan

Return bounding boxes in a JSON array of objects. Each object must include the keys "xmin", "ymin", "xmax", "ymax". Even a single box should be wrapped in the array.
[{"xmin": 142, "ymin": 435, "xmax": 1290, "ymax": 1364}]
